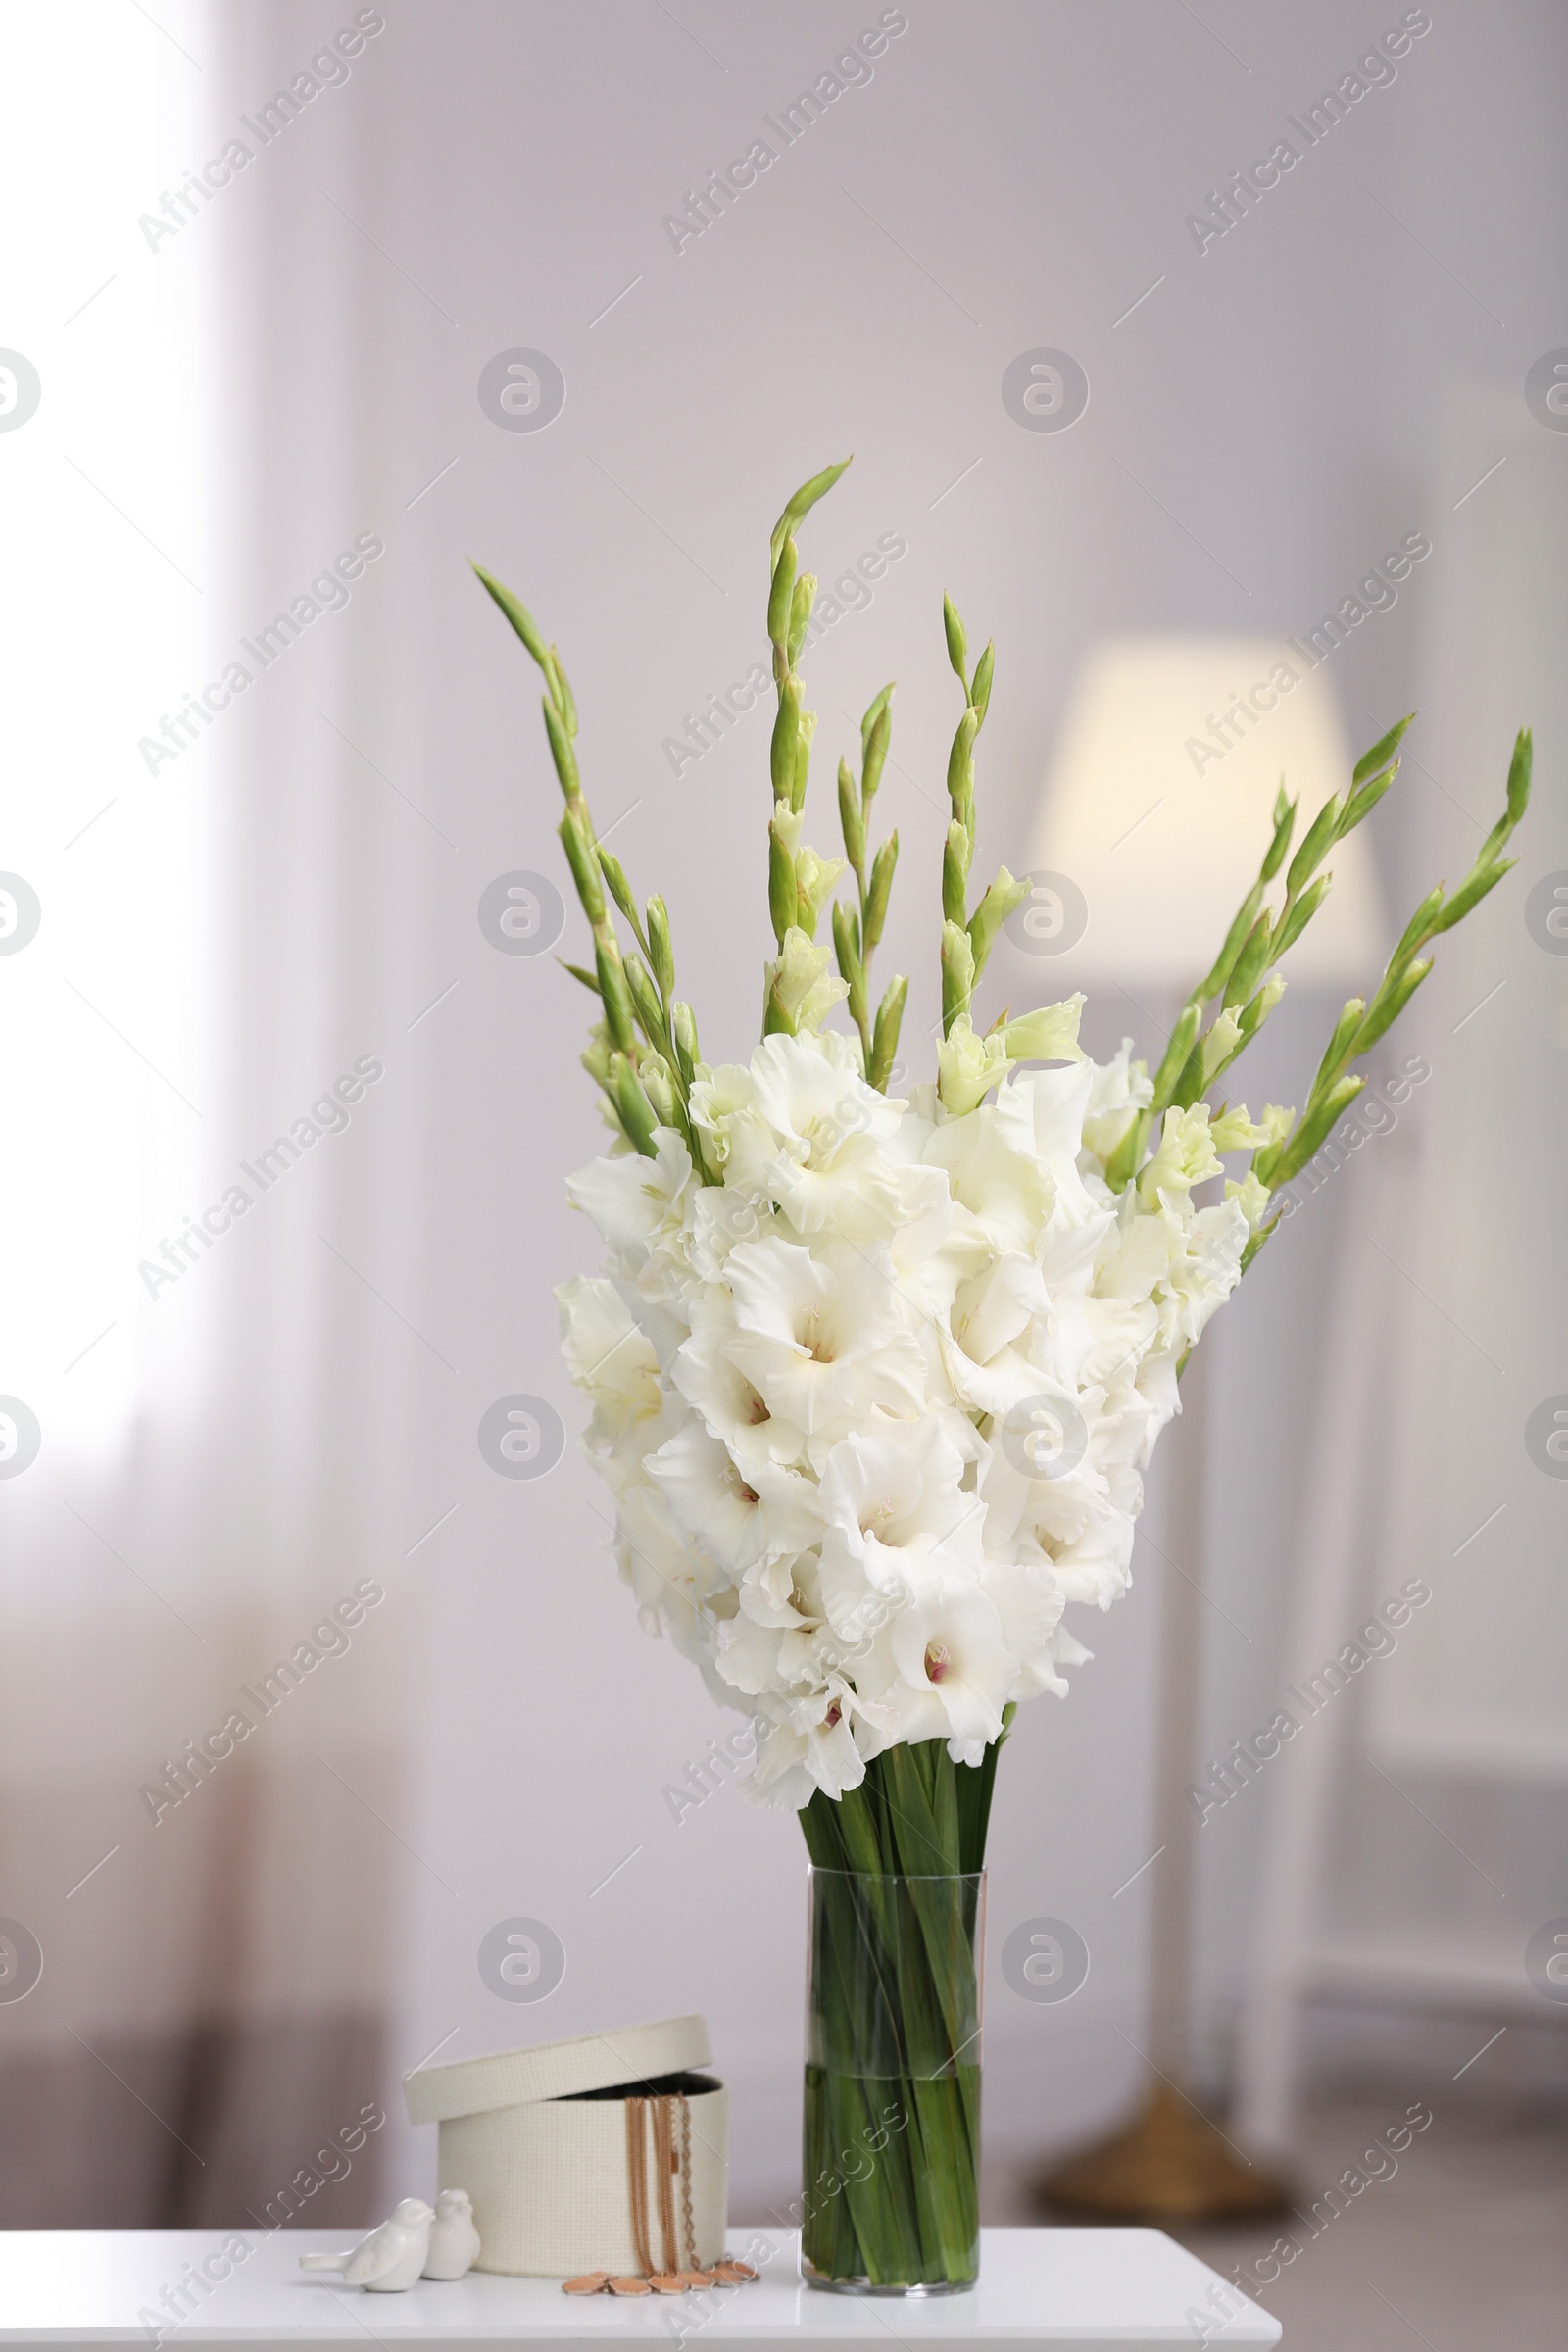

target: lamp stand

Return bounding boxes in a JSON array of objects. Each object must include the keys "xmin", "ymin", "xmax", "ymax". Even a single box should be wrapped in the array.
[{"xmin": 1037, "ymin": 1342, "xmax": 1289, "ymax": 2223}]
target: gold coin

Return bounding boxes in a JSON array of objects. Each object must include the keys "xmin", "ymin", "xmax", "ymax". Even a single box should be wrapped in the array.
[
  {"xmin": 562, "ymin": 2275, "xmax": 608, "ymax": 2295},
  {"xmin": 608, "ymin": 2277, "xmax": 653, "ymax": 2296},
  {"xmin": 648, "ymin": 2276, "xmax": 686, "ymax": 2294},
  {"xmin": 678, "ymin": 2270, "xmax": 716, "ymax": 2287}
]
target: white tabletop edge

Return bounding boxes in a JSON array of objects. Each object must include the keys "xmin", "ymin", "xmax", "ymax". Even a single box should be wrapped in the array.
[{"xmin": 0, "ymin": 2227, "xmax": 1280, "ymax": 2349}]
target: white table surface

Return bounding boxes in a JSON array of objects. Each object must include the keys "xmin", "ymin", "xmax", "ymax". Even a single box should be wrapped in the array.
[{"xmin": 0, "ymin": 2227, "xmax": 1278, "ymax": 2349}]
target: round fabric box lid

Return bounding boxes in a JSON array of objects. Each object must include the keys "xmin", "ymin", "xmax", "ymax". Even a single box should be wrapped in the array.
[{"xmin": 403, "ymin": 2014, "xmax": 711, "ymax": 2126}]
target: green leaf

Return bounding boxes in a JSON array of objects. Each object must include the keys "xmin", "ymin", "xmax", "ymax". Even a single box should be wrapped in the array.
[
  {"xmin": 1340, "ymin": 764, "xmax": 1396, "ymax": 833},
  {"xmin": 541, "ymin": 694, "xmax": 580, "ymax": 801},
  {"xmin": 1389, "ymin": 883, "xmax": 1446, "ymax": 975},
  {"xmin": 762, "ymin": 968, "xmax": 796, "ymax": 1036},
  {"xmin": 943, "ymin": 820, "xmax": 970, "ymax": 927},
  {"xmin": 768, "ymin": 816, "xmax": 797, "ymax": 946},
  {"xmin": 638, "ymin": 1052, "xmax": 679, "ymax": 1130},
  {"xmin": 471, "ymin": 563, "xmax": 551, "ymax": 672},
  {"xmin": 1168, "ymin": 1027, "xmax": 1209, "ymax": 1110},
  {"xmin": 1429, "ymin": 856, "xmax": 1514, "ymax": 933},
  {"xmin": 947, "ymin": 709, "xmax": 978, "ymax": 807},
  {"xmin": 865, "ymin": 833, "xmax": 899, "ymax": 953},
  {"xmin": 1309, "ymin": 997, "xmax": 1365, "ymax": 1098},
  {"xmin": 1261, "ymin": 791, "xmax": 1298, "ymax": 881},
  {"xmin": 794, "ymin": 705, "xmax": 816, "ymax": 810},
  {"xmin": 546, "ymin": 647, "xmax": 576, "ymax": 735},
  {"xmin": 1222, "ymin": 909, "xmax": 1274, "ymax": 1009},
  {"xmin": 832, "ymin": 898, "xmax": 866, "ymax": 1033},
  {"xmin": 559, "ymin": 806, "xmax": 606, "ymax": 923},
  {"xmin": 767, "ymin": 535, "xmax": 798, "ymax": 649},
  {"xmin": 646, "ymin": 896, "xmax": 675, "ymax": 997},
  {"xmin": 1286, "ymin": 794, "xmax": 1342, "ymax": 897},
  {"xmin": 596, "ymin": 845, "xmax": 639, "ymax": 932},
  {"xmin": 671, "ymin": 1000, "xmax": 699, "ymax": 1085},
  {"xmin": 1103, "ymin": 1106, "xmax": 1151, "ymax": 1193},
  {"xmin": 624, "ymin": 952, "xmax": 667, "ymax": 1048},
  {"xmin": 1271, "ymin": 869, "xmax": 1332, "ymax": 958},
  {"xmin": 1151, "ymin": 1004, "xmax": 1201, "ymax": 1110},
  {"xmin": 1193, "ymin": 882, "xmax": 1264, "ymax": 1004},
  {"xmin": 969, "ymin": 641, "xmax": 995, "ymax": 724},
  {"xmin": 1266, "ymin": 1072, "xmax": 1366, "ymax": 1185},
  {"xmin": 862, "ymin": 703, "xmax": 893, "ymax": 809},
  {"xmin": 559, "ymin": 959, "xmax": 601, "ymax": 996},
  {"xmin": 839, "ymin": 756, "xmax": 865, "ymax": 874},
  {"xmin": 870, "ymin": 973, "xmax": 907, "ymax": 1090},
  {"xmin": 595, "ymin": 940, "xmax": 636, "ymax": 1054},
  {"xmin": 887, "ymin": 1741, "xmax": 956, "ymax": 1874},
  {"xmin": 1353, "ymin": 711, "xmax": 1414, "ymax": 787},
  {"xmin": 770, "ymin": 456, "xmax": 853, "ymax": 565},
  {"xmin": 942, "ymin": 593, "xmax": 967, "ymax": 683},
  {"xmin": 968, "ymin": 865, "xmax": 1030, "ymax": 976},
  {"xmin": 789, "ymin": 570, "xmax": 816, "ymax": 669},
  {"xmin": 1234, "ymin": 973, "xmax": 1284, "ymax": 1047},
  {"xmin": 940, "ymin": 919, "xmax": 975, "ymax": 1032},
  {"xmin": 1475, "ymin": 811, "xmax": 1513, "ymax": 868},
  {"xmin": 1506, "ymin": 726, "xmax": 1534, "ymax": 824},
  {"xmin": 861, "ymin": 686, "xmax": 894, "ymax": 791},
  {"xmin": 611, "ymin": 1054, "xmax": 659, "ymax": 1156},
  {"xmin": 770, "ymin": 676, "xmax": 802, "ymax": 801},
  {"xmin": 1353, "ymin": 956, "xmax": 1434, "ymax": 1056}
]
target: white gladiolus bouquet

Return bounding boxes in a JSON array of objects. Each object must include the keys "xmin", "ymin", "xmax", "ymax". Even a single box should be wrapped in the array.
[
  {"xmin": 556, "ymin": 1025, "xmax": 1250, "ymax": 1808},
  {"xmin": 480, "ymin": 457, "xmax": 1530, "ymax": 2295},
  {"xmin": 477, "ymin": 457, "xmax": 1532, "ymax": 1823}
]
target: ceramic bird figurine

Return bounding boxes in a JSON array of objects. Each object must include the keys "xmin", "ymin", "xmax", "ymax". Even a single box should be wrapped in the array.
[
  {"xmin": 422, "ymin": 2187, "xmax": 481, "ymax": 2280},
  {"xmin": 299, "ymin": 2198, "xmax": 435, "ymax": 2291}
]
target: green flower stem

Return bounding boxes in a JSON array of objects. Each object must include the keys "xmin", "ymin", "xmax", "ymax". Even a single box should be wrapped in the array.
[
  {"xmin": 1248, "ymin": 727, "xmax": 1533, "ymax": 1226},
  {"xmin": 834, "ymin": 710, "xmax": 903, "ymax": 1083},
  {"xmin": 797, "ymin": 1722, "xmax": 1009, "ymax": 2288},
  {"xmin": 1104, "ymin": 723, "xmax": 1531, "ymax": 1250},
  {"xmin": 473, "ymin": 563, "xmax": 718, "ymax": 1175},
  {"xmin": 869, "ymin": 975, "xmax": 908, "ymax": 1092},
  {"xmin": 938, "ymin": 596, "xmax": 1025, "ymax": 1036},
  {"xmin": 763, "ymin": 461, "xmax": 907, "ymax": 1087}
]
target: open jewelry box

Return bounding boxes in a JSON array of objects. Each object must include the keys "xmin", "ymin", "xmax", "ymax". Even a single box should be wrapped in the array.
[{"xmin": 403, "ymin": 2015, "xmax": 728, "ymax": 2278}]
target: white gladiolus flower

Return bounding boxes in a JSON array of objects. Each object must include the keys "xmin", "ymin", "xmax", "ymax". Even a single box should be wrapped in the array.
[
  {"xmin": 764, "ymin": 927, "xmax": 849, "ymax": 1034},
  {"xmin": 567, "ymin": 1130, "xmax": 695, "ymax": 1268},
  {"xmin": 936, "ymin": 1015, "xmax": 1015, "ymax": 1118},
  {"xmin": 871, "ymin": 1571, "xmax": 1018, "ymax": 1754},
  {"xmin": 724, "ymin": 1034, "xmax": 906, "ymax": 1240},
  {"xmin": 1080, "ymin": 1040, "xmax": 1152, "ymax": 1165},
  {"xmin": 648, "ymin": 1421, "xmax": 820, "ymax": 1574},
  {"xmin": 558, "ymin": 1276, "xmax": 662, "ymax": 1431},
  {"xmin": 556, "ymin": 1026, "xmax": 1254, "ymax": 1804},
  {"xmin": 670, "ymin": 1310, "xmax": 807, "ymax": 1473},
  {"xmin": 724, "ymin": 1237, "xmax": 927, "ymax": 1450},
  {"xmin": 816, "ymin": 1419, "xmax": 982, "ymax": 1640}
]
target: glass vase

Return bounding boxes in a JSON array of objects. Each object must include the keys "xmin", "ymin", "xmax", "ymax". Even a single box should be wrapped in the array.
[{"xmin": 801, "ymin": 1864, "xmax": 985, "ymax": 2294}]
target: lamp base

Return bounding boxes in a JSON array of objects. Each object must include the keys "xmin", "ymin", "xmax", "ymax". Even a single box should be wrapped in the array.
[{"xmin": 1036, "ymin": 2082, "xmax": 1290, "ymax": 2225}]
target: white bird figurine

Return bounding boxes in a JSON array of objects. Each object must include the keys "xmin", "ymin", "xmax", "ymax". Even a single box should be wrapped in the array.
[
  {"xmin": 422, "ymin": 2187, "xmax": 481, "ymax": 2280},
  {"xmin": 300, "ymin": 2198, "xmax": 435, "ymax": 2291}
]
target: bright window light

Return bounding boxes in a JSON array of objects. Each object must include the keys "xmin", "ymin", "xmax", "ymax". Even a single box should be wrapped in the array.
[{"xmin": 0, "ymin": 4, "xmax": 212, "ymax": 1456}]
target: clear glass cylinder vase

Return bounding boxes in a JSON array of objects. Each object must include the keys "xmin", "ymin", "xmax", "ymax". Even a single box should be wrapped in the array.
[{"xmin": 801, "ymin": 1864, "xmax": 985, "ymax": 2294}]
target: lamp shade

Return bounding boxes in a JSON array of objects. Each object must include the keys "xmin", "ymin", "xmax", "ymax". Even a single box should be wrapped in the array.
[{"xmin": 1020, "ymin": 638, "xmax": 1387, "ymax": 987}]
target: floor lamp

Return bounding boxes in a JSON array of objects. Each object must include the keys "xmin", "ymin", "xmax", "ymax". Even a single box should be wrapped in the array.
[{"xmin": 1012, "ymin": 639, "xmax": 1386, "ymax": 2221}]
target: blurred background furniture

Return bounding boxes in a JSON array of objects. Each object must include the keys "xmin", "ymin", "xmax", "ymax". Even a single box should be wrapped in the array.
[
  {"xmin": 1236, "ymin": 400, "xmax": 1568, "ymax": 2152},
  {"xmin": 1017, "ymin": 640, "xmax": 1384, "ymax": 2218}
]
